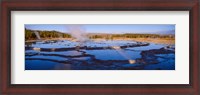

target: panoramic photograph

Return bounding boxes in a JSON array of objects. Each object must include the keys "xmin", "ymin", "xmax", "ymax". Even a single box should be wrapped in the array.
[{"xmin": 25, "ymin": 24, "xmax": 175, "ymax": 70}]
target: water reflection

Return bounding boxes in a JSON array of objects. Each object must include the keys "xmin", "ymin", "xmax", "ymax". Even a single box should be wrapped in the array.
[{"xmin": 25, "ymin": 40, "xmax": 175, "ymax": 70}]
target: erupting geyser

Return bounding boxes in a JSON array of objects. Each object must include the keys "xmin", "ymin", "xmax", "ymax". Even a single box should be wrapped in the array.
[
  {"xmin": 67, "ymin": 25, "xmax": 89, "ymax": 43},
  {"xmin": 66, "ymin": 25, "xmax": 137, "ymax": 64},
  {"xmin": 67, "ymin": 25, "xmax": 89, "ymax": 51},
  {"xmin": 33, "ymin": 31, "xmax": 41, "ymax": 40}
]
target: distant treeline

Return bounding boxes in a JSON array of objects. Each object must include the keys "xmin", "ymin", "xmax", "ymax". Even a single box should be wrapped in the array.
[
  {"xmin": 113, "ymin": 34, "xmax": 173, "ymax": 38},
  {"xmin": 25, "ymin": 29, "xmax": 175, "ymax": 41},
  {"xmin": 25, "ymin": 29, "xmax": 71, "ymax": 40},
  {"xmin": 89, "ymin": 34, "xmax": 175, "ymax": 40}
]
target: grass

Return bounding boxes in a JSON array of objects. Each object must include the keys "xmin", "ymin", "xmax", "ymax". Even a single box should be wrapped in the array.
[{"xmin": 131, "ymin": 38, "xmax": 175, "ymax": 45}]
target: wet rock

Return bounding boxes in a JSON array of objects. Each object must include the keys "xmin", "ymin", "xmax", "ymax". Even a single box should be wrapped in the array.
[
  {"xmin": 147, "ymin": 60, "xmax": 159, "ymax": 64},
  {"xmin": 121, "ymin": 63, "xmax": 143, "ymax": 70},
  {"xmin": 122, "ymin": 63, "xmax": 142, "ymax": 67},
  {"xmin": 137, "ymin": 48, "xmax": 175, "ymax": 65},
  {"xmin": 136, "ymin": 59, "xmax": 145, "ymax": 64},
  {"xmin": 79, "ymin": 62, "xmax": 88, "ymax": 66}
]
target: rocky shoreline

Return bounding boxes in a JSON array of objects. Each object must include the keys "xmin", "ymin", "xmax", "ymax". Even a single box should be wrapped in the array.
[{"xmin": 25, "ymin": 42, "xmax": 149, "ymax": 52}]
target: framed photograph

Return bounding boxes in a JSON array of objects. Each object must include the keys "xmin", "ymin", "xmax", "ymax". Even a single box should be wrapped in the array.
[{"xmin": 1, "ymin": 0, "xmax": 199, "ymax": 95}]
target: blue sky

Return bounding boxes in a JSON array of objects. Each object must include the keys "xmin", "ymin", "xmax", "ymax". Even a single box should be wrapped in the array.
[{"xmin": 25, "ymin": 24, "xmax": 175, "ymax": 34}]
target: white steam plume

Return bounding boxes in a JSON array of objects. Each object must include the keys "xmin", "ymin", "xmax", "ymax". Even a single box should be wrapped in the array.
[
  {"xmin": 33, "ymin": 31, "xmax": 41, "ymax": 40},
  {"xmin": 67, "ymin": 25, "xmax": 89, "ymax": 42}
]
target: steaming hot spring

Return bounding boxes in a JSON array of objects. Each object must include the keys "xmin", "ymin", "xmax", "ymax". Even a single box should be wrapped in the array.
[
  {"xmin": 27, "ymin": 40, "xmax": 149, "ymax": 51},
  {"xmin": 25, "ymin": 39, "xmax": 175, "ymax": 70}
]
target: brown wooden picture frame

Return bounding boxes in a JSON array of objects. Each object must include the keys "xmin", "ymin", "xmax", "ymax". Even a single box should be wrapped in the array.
[{"xmin": 0, "ymin": 0, "xmax": 199, "ymax": 95}]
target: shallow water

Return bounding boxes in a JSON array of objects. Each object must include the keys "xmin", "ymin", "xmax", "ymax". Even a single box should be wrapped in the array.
[
  {"xmin": 126, "ymin": 43, "xmax": 166, "ymax": 51},
  {"xmin": 26, "ymin": 60, "xmax": 71, "ymax": 70},
  {"xmin": 144, "ymin": 54, "xmax": 175, "ymax": 70},
  {"xmin": 85, "ymin": 50, "xmax": 141, "ymax": 60},
  {"xmin": 28, "ymin": 40, "xmax": 138, "ymax": 48},
  {"xmin": 25, "ymin": 40, "xmax": 175, "ymax": 70}
]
